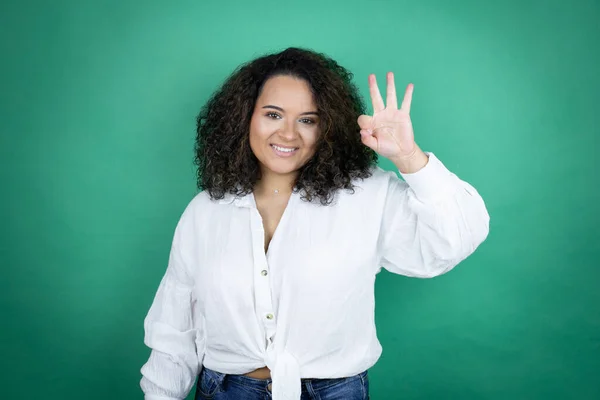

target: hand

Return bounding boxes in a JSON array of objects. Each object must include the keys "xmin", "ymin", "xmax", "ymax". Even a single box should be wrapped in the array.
[{"xmin": 358, "ymin": 73, "xmax": 427, "ymax": 172}]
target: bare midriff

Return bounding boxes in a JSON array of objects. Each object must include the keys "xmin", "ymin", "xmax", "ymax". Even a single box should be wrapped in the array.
[{"xmin": 243, "ymin": 366, "xmax": 272, "ymax": 380}]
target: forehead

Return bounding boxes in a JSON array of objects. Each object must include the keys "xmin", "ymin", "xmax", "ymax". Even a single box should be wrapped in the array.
[{"xmin": 257, "ymin": 75, "xmax": 316, "ymax": 109}]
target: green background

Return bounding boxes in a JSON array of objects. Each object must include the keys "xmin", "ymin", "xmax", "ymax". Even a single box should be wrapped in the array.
[{"xmin": 1, "ymin": 0, "xmax": 598, "ymax": 399}]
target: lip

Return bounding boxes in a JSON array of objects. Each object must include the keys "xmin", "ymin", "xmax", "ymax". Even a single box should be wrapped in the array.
[{"xmin": 270, "ymin": 144, "xmax": 299, "ymax": 158}]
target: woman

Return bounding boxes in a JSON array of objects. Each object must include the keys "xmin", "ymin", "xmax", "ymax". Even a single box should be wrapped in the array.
[{"xmin": 140, "ymin": 47, "xmax": 489, "ymax": 400}]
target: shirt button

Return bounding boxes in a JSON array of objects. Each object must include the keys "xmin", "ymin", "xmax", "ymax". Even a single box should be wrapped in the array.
[
  {"xmin": 266, "ymin": 314, "xmax": 274, "ymax": 320},
  {"xmin": 261, "ymin": 270, "xmax": 268, "ymax": 276}
]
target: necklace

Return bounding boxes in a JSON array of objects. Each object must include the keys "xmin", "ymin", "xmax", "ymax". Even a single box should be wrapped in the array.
[{"xmin": 271, "ymin": 188, "xmax": 292, "ymax": 196}]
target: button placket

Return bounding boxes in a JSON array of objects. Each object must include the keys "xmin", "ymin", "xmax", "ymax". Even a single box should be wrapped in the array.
[{"xmin": 250, "ymin": 208, "xmax": 277, "ymax": 342}]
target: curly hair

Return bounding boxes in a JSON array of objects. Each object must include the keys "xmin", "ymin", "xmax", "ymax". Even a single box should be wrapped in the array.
[{"xmin": 195, "ymin": 47, "xmax": 378, "ymax": 205}]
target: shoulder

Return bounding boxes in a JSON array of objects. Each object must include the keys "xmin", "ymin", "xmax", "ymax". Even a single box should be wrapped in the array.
[
  {"xmin": 177, "ymin": 190, "xmax": 224, "ymax": 223},
  {"xmin": 352, "ymin": 166, "xmax": 406, "ymax": 194},
  {"xmin": 187, "ymin": 190, "xmax": 218, "ymax": 209},
  {"xmin": 323, "ymin": 166, "xmax": 403, "ymax": 208}
]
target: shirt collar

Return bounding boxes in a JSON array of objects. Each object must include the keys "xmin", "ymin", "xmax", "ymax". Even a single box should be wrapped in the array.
[
  {"xmin": 216, "ymin": 192, "xmax": 255, "ymax": 208},
  {"xmin": 217, "ymin": 190, "xmax": 304, "ymax": 209}
]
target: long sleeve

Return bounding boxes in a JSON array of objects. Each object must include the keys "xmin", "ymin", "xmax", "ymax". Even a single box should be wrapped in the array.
[
  {"xmin": 140, "ymin": 207, "xmax": 204, "ymax": 400},
  {"xmin": 378, "ymin": 152, "xmax": 490, "ymax": 277}
]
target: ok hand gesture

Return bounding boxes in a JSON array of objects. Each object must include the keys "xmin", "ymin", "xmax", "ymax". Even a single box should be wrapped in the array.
[{"xmin": 358, "ymin": 72, "xmax": 428, "ymax": 173}]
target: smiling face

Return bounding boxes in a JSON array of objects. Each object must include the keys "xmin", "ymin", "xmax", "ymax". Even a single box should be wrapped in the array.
[{"xmin": 249, "ymin": 75, "xmax": 321, "ymax": 179}]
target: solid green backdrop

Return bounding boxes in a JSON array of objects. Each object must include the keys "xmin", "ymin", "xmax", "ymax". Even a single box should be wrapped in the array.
[{"xmin": 1, "ymin": 0, "xmax": 598, "ymax": 399}]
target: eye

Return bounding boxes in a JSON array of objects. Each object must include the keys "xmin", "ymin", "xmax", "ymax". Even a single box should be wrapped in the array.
[
  {"xmin": 266, "ymin": 112, "xmax": 281, "ymax": 119},
  {"xmin": 299, "ymin": 118, "xmax": 316, "ymax": 125}
]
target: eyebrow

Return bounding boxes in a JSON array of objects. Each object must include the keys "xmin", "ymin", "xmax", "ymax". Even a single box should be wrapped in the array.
[{"xmin": 262, "ymin": 105, "xmax": 319, "ymax": 116}]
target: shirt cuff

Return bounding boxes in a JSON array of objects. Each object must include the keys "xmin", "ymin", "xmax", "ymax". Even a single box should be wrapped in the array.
[{"xmin": 399, "ymin": 152, "xmax": 456, "ymax": 203}]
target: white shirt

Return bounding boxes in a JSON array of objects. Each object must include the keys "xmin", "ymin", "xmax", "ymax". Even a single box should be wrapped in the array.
[{"xmin": 140, "ymin": 153, "xmax": 490, "ymax": 400}]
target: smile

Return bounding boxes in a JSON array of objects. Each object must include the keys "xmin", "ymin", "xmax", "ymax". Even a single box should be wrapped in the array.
[{"xmin": 271, "ymin": 144, "xmax": 299, "ymax": 155}]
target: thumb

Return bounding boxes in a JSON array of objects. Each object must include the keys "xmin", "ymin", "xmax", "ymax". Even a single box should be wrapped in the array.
[{"xmin": 357, "ymin": 115, "xmax": 373, "ymax": 131}]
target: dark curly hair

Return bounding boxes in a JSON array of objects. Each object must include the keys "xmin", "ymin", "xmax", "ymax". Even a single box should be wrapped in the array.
[{"xmin": 195, "ymin": 47, "xmax": 378, "ymax": 205}]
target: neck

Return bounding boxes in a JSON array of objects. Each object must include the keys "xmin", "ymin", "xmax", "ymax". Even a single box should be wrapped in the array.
[{"xmin": 255, "ymin": 169, "xmax": 297, "ymax": 196}]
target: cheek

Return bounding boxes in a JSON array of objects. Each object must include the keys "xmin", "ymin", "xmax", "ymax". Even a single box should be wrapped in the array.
[
  {"xmin": 302, "ymin": 127, "xmax": 320, "ymax": 150},
  {"xmin": 249, "ymin": 121, "xmax": 265, "ymax": 149},
  {"xmin": 250, "ymin": 118, "xmax": 276, "ymax": 142}
]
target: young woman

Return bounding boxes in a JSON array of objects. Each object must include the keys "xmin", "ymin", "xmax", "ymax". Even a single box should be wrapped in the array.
[{"xmin": 140, "ymin": 47, "xmax": 489, "ymax": 400}]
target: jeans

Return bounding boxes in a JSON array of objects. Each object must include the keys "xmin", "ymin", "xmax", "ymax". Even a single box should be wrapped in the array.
[{"xmin": 195, "ymin": 366, "xmax": 370, "ymax": 400}]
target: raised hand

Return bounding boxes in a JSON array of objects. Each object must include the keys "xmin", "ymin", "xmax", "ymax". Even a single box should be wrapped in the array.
[{"xmin": 358, "ymin": 73, "xmax": 428, "ymax": 173}]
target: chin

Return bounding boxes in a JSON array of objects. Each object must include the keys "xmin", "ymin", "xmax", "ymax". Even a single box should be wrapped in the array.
[{"xmin": 263, "ymin": 161, "xmax": 301, "ymax": 176}]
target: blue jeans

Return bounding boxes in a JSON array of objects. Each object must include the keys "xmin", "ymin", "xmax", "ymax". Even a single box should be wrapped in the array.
[{"xmin": 195, "ymin": 366, "xmax": 370, "ymax": 400}]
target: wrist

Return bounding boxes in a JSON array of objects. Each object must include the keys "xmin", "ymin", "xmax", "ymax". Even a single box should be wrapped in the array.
[{"xmin": 390, "ymin": 145, "xmax": 429, "ymax": 174}]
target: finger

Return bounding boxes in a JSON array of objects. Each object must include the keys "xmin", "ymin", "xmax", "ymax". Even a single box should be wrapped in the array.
[
  {"xmin": 360, "ymin": 129, "xmax": 378, "ymax": 150},
  {"xmin": 386, "ymin": 72, "xmax": 397, "ymax": 109},
  {"xmin": 368, "ymin": 74, "xmax": 385, "ymax": 113},
  {"xmin": 357, "ymin": 114, "xmax": 373, "ymax": 130},
  {"xmin": 400, "ymin": 83, "xmax": 414, "ymax": 113}
]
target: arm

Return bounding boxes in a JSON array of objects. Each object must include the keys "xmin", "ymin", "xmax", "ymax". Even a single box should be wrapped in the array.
[
  {"xmin": 378, "ymin": 152, "xmax": 489, "ymax": 277},
  {"xmin": 357, "ymin": 73, "xmax": 489, "ymax": 275},
  {"xmin": 140, "ymin": 206, "xmax": 204, "ymax": 400}
]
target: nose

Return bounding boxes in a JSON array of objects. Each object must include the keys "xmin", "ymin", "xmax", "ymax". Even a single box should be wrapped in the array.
[{"xmin": 277, "ymin": 119, "xmax": 298, "ymax": 141}]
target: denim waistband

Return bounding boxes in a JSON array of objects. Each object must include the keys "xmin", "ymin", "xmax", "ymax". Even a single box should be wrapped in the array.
[{"xmin": 202, "ymin": 366, "xmax": 368, "ymax": 393}]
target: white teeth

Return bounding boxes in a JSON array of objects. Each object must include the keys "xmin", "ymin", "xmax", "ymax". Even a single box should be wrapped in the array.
[{"xmin": 272, "ymin": 145, "xmax": 296, "ymax": 153}]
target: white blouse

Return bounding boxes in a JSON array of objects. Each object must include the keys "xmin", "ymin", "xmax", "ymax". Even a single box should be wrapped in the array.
[{"xmin": 140, "ymin": 153, "xmax": 490, "ymax": 400}]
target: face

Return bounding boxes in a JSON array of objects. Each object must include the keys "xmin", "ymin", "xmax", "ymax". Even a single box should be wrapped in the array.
[{"xmin": 249, "ymin": 75, "xmax": 320, "ymax": 177}]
